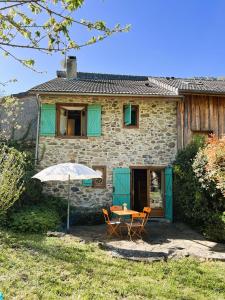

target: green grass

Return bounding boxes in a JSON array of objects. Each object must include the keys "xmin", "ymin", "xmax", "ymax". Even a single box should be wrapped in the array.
[{"xmin": 0, "ymin": 230, "xmax": 225, "ymax": 300}]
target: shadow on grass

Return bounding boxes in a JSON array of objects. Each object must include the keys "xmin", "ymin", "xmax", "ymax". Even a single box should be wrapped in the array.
[
  {"xmin": 0, "ymin": 229, "xmax": 123, "ymax": 271},
  {"xmin": 100, "ymin": 243, "xmax": 168, "ymax": 261}
]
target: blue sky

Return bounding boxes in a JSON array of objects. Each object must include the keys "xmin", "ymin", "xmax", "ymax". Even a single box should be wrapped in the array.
[{"xmin": 1, "ymin": 0, "xmax": 225, "ymax": 94}]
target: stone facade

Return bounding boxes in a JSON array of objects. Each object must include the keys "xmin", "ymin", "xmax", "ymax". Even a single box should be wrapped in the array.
[
  {"xmin": 0, "ymin": 94, "xmax": 37, "ymax": 141},
  {"xmin": 38, "ymin": 95, "xmax": 177, "ymax": 216}
]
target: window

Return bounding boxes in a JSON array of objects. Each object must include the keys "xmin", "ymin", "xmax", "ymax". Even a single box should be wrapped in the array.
[
  {"xmin": 92, "ymin": 166, "xmax": 106, "ymax": 188},
  {"xmin": 123, "ymin": 104, "xmax": 139, "ymax": 128},
  {"xmin": 57, "ymin": 104, "xmax": 87, "ymax": 137},
  {"xmin": 149, "ymin": 169, "xmax": 164, "ymax": 210},
  {"xmin": 192, "ymin": 130, "xmax": 213, "ymax": 139}
]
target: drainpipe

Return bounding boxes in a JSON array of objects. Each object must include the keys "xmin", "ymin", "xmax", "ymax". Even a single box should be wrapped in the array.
[{"xmin": 35, "ymin": 94, "xmax": 40, "ymax": 166}]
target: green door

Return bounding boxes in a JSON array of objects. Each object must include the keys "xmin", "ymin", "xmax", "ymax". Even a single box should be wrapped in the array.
[
  {"xmin": 112, "ymin": 168, "xmax": 131, "ymax": 208},
  {"xmin": 165, "ymin": 166, "xmax": 173, "ymax": 222}
]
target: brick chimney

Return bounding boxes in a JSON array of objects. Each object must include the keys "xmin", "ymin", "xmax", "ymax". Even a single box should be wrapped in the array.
[{"xmin": 66, "ymin": 56, "xmax": 77, "ymax": 79}]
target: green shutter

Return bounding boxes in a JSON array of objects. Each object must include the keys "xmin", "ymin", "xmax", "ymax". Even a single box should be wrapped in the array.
[
  {"xmin": 40, "ymin": 104, "xmax": 56, "ymax": 136},
  {"xmin": 112, "ymin": 168, "xmax": 131, "ymax": 208},
  {"xmin": 82, "ymin": 179, "xmax": 92, "ymax": 187},
  {"xmin": 87, "ymin": 105, "xmax": 101, "ymax": 137},
  {"xmin": 165, "ymin": 166, "xmax": 173, "ymax": 222},
  {"xmin": 124, "ymin": 104, "xmax": 131, "ymax": 126}
]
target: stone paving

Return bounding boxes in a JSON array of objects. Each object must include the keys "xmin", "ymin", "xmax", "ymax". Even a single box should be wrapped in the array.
[{"xmin": 70, "ymin": 221, "xmax": 225, "ymax": 262}]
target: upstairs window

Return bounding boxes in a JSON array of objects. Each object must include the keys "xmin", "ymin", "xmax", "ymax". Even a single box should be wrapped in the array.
[
  {"xmin": 57, "ymin": 104, "xmax": 87, "ymax": 137},
  {"xmin": 123, "ymin": 104, "xmax": 139, "ymax": 128}
]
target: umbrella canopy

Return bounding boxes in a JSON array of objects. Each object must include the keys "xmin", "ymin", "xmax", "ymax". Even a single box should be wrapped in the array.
[{"xmin": 32, "ymin": 163, "xmax": 102, "ymax": 182}]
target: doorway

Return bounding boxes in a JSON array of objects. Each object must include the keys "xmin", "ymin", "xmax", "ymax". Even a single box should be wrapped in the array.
[
  {"xmin": 132, "ymin": 169, "xmax": 148, "ymax": 211},
  {"xmin": 131, "ymin": 167, "xmax": 165, "ymax": 217}
]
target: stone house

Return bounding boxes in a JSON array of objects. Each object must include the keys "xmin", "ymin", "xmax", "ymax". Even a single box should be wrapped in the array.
[{"xmin": 29, "ymin": 56, "xmax": 225, "ymax": 222}]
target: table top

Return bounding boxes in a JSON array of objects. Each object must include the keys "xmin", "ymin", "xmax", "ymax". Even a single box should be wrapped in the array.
[{"xmin": 113, "ymin": 209, "xmax": 139, "ymax": 216}]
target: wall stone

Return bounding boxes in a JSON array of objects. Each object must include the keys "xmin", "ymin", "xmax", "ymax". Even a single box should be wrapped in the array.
[{"xmin": 38, "ymin": 95, "xmax": 177, "ymax": 218}]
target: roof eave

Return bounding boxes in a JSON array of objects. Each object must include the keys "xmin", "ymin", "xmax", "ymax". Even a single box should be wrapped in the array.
[
  {"xmin": 179, "ymin": 89, "xmax": 225, "ymax": 96},
  {"xmin": 28, "ymin": 90, "xmax": 181, "ymax": 99}
]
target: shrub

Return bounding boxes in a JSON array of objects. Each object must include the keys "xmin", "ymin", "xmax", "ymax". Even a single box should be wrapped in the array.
[
  {"xmin": 9, "ymin": 206, "xmax": 61, "ymax": 233},
  {"xmin": 173, "ymin": 136, "xmax": 206, "ymax": 226},
  {"xmin": 193, "ymin": 135, "xmax": 225, "ymax": 198},
  {"xmin": 173, "ymin": 135, "xmax": 225, "ymax": 242},
  {"xmin": 0, "ymin": 144, "xmax": 27, "ymax": 213},
  {"xmin": 204, "ymin": 212, "xmax": 225, "ymax": 242}
]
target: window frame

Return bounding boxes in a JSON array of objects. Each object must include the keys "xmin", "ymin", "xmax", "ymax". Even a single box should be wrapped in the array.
[
  {"xmin": 92, "ymin": 165, "xmax": 106, "ymax": 188},
  {"xmin": 56, "ymin": 103, "xmax": 88, "ymax": 139},
  {"xmin": 123, "ymin": 104, "xmax": 139, "ymax": 129},
  {"xmin": 192, "ymin": 130, "xmax": 214, "ymax": 138}
]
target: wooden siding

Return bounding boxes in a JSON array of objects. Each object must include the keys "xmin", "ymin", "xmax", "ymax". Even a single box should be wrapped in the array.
[{"xmin": 177, "ymin": 95, "xmax": 225, "ymax": 148}]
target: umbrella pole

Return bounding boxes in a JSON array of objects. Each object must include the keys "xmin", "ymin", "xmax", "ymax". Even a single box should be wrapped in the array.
[{"xmin": 67, "ymin": 174, "xmax": 70, "ymax": 233}]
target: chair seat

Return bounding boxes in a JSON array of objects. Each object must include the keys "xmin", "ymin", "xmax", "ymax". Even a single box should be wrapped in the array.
[
  {"xmin": 111, "ymin": 217, "xmax": 121, "ymax": 222},
  {"xmin": 109, "ymin": 221, "xmax": 121, "ymax": 225}
]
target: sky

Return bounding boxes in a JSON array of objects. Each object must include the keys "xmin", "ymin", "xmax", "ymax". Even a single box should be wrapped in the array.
[{"xmin": 1, "ymin": 0, "xmax": 225, "ymax": 94}]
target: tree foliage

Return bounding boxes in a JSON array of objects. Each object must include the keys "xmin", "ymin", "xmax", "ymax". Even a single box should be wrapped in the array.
[
  {"xmin": 193, "ymin": 135, "xmax": 225, "ymax": 197},
  {"xmin": 0, "ymin": 144, "xmax": 26, "ymax": 213},
  {"xmin": 0, "ymin": 0, "xmax": 130, "ymax": 70},
  {"xmin": 0, "ymin": 96, "xmax": 23, "ymax": 141}
]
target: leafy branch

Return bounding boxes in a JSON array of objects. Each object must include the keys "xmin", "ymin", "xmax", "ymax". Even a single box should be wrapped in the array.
[{"xmin": 0, "ymin": 0, "xmax": 131, "ymax": 70}]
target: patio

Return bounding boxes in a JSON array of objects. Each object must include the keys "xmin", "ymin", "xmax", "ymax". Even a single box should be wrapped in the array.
[{"xmin": 69, "ymin": 221, "xmax": 225, "ymax": 262}]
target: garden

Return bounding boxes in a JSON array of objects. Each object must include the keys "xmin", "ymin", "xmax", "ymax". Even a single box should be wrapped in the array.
[{"xmin": 0, "ymin": 136, "xmax": 224, "ymax": 299}]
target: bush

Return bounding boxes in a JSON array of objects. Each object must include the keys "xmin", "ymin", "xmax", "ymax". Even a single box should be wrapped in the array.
[
  {"xmin": 204, "ymin": 212, "xmax": 225, "ymax": 242},
  {"xmin": 8, "ymin": 206, "xmax": 61, "ymax": 233},
  {"xmin": 193, "ymin": 135, "xmax": 225, "ymax": 198},
  {"xmin": 0, "ymin": 144, "xmax": 27, "ymax": 213},
  {"xmin": 173, "ymin": 135, "xmax": 225, "ymax": 242},
  {"xmin": 173, "ymin": 136, "xmax": 206, "ymax": 226}
]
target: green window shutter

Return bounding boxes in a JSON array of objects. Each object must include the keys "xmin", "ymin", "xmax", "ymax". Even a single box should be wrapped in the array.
[
  {"xmin": 40, "ymin": 104, "xmax": 56, "ymax": 136},
  {"xmin": 124, "ymin": 104, "xmax": 131, "ymax": 125},
  {"xmin": 87, "ymin": 105, "xmax": 101, "ymax": 137},
  {"xmin": 82, "ymin": 179, "xmax": 92, "ymax": 187},
  {"xmin": 112, "ymin": 168, "xmax": 131, "ymax": 209},
  {"xmin": 165, "ymin": 166, "xmax": 173, "ymax": 222}
]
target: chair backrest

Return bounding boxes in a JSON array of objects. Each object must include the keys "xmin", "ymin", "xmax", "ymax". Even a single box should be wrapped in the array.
[
  {"xmin": 110, "ymin": 206, "xmax": 122, "ymax": 212},
  {"xmin": 131, "ymin": 212, "xmax": 146, "ymax": 225},
  {"xmin": 102, "ymin": 209, "xmax": 110, "ymax": 224},
  {"xmin": 143, "ymin": 207, "xmax": 151, "ymax": 214},
  {"xmin": 143, "ymin": 207, "xmax": 151, "ymax": 225}
]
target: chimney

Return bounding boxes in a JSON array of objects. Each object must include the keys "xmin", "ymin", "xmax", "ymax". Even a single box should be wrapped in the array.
[{"xmin": 66, "ymin": 56, "xmax": 77, "ymax": 79}]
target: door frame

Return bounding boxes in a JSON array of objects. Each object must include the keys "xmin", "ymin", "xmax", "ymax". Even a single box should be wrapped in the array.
[{"xmin": 130, "ymin": 165, "xmax": 166, "ymax": 217}]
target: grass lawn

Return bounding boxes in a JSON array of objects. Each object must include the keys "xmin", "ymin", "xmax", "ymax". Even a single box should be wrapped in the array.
[{"xmin": 0, "ymin": 230, "xmax": 225, "ymax": 300}]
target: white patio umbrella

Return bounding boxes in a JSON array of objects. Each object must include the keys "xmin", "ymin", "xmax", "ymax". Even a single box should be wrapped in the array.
[{"xmin": 32, "ymin": 163, "xmax": 102, "ymax": 233}]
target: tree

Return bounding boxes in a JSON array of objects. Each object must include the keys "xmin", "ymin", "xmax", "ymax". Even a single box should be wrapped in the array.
[
  {"xmin": 0, "ymin": 144, "xmax": 26, "ymax": 213},
  {"xmin": 0, "ymin": 0, "xmax": 130, "ymax": 70},
  {"xmin": 0, "ymin": 95, "xmax": 23, "ymax": 141}
]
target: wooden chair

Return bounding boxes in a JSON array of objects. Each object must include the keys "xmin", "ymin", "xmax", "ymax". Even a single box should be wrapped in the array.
[
  {"xmin": 110, "ymin": 205, "xmax": 123, "ymax": 222},
  {"xmin": 110, "ymin": 205, "xmax": 123, "ymax": 212},
  {"xmin": 126, "ymin": 212, "xmax": 146, "ymax": 240},
  {"xmin": 102, "ymin": 209, "xmax": 121, "ymax": 237},
  {"xmin": 142, "ymin": 207, "xmax": 152, "ymax": 234}
]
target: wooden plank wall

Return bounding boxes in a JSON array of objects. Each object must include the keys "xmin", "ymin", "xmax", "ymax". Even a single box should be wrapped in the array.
[{"xmin": 177, "ymin": 95, "xmax": 225, "ymax": 148}]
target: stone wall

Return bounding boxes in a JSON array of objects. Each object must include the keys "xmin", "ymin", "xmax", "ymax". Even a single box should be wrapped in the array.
[
  {"xmin": 0, "ymin": 94, "xmax": 37, "ymax": 141},
  {"xmin": 38, "ymin": 95, "xmax": 177, "ymax": 218}
]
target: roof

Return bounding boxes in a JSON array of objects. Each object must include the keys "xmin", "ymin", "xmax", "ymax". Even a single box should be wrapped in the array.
[
  {"xmin": 148, "ymin": 77, "xmax": 225, "ymax": 95},
  {"xmin": 29, "ymin": 71, "xmax": 225, "ymax": 96},
  {"xmin": 29, "ymin": 72, "xmax": 177, "ymax": 96}
]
